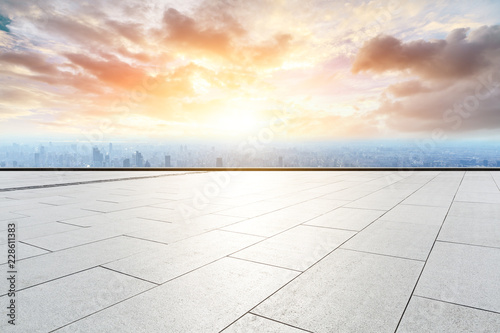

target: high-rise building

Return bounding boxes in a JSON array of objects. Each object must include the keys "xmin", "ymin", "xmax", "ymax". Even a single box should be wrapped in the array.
[
  {"xmin": 92, "ymin": 147, "xmax": 103, "ymax": 167},
  {"xmin": 165, "ymin": 155, "xmax": 171, "ymax": 167},
  {"xmin": 39, "ymin": 145, "xmax": 46, "ymax": 166},
  {"xmin": 123, "ymin": 158, "xmax": 130, "ymax": 167},
  {"xmin": 135, "ymin": 151, "xmax": 144, "ymax": 167},
  {"xmin": 144, "ymin": 160, "xmax": 151, "ymax": 167},
  {"xmin": 216, "ymin": 157, "xmax": 223, "ymax": 167},
  {"xmin": 34, "ymin": 153, "xmax": 40, "ymax": 167}
]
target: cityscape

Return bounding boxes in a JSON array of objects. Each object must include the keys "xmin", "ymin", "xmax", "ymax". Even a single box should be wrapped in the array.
[{"xmin": 1, "ymin": 140, "xmax": 499, "ymax": 168}]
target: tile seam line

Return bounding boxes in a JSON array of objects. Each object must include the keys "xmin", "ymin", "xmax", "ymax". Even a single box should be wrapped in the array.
[
  {"xmin": 412, "ymin": 295, "xmax": 500, "ymax": 315},
  {"xmin": 98, "ymin": 265, "xmax": 160, "ymax": 285},
  {"xmin": 435, "ymin": 239, "xmax": 500, "ymax": 251},
  {"xmin": 0, "ymin": 171, "xmax": 207, "ymax": 192},
  {"xmin": 227, "ymin": 255, "xmax": 303, "ymax": 273},
  {"xmin": 18, "ymin": 240, "xmax": 53, "ymax": 252},
  {"xmin": 246, "ymin": 312, "xmax": 314, "ymax": 333},
  {"xmin": 393, "ymin": 170, "xmax": 466, "ymax": 333},
  {"xmin": 340, "ymin": 247, "xmax": 426, "ymax": 263},
  {"xmin": 219, "ymin": 172, "xmax": 441, "ymax": 333},
  {"xmin": 491, "ymin": 170, "xmax": 500, "ymax": 191},
  {"xmin": 3, "ymin": 265, "xmax": 105, "ymax": 295},
  {"xmin": 20, "ymin": 234, "xmax": 123, "ymax": 253}
]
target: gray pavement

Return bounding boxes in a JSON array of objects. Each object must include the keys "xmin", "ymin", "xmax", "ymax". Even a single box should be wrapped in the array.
[{"xmin": 0, "ymin": 170, "xmax": 499, "ymax": 332}]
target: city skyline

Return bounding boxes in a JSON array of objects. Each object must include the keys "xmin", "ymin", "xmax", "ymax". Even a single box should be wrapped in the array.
[
  {"xmin": 2, "ymin": 139, "xmax": 499, "ymax": 168},
  {"xmin": 0, "ymin": 1, "xmax": 499, "ymax": 142}
]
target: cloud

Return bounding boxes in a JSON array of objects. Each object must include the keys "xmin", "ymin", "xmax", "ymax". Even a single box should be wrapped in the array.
[
  {"xmin": 351, "ymin": 25, "xmax": 500, "ymax": 136},
  {"xmin": 352, "ymin": 26, "xmax": 500, "ymax": 79},
  {"xmin": 161, "ymin": 7, "xmax": 293, "ymax": 68},
  {"xmin": 0, "ymin": 86, "xmax": 60, "ymax": 120},
  {"xmin": 64, "ymin": 53, "xmax": 150, "ymax": 89},
  {"xmin": 41, "ymin": 15, "xmax": 113, "ymax": 46},
  {"xmin": 375, "ymin": 80, "xmax": 500, "ymax": 133},
  {"xmin": 386, "ymin": 80, "xmax": 433, "ymax": 97},
  {"xmin": 0, "ymin": 52, "xmax": 59, "ymax": 75},
  {"xmin": 162, "ymin": 8, "xmax": 235, "ymax": 56},
  {"xmin": 241, "ymin": 33, "xmax": 293, "ymax": 67},
  {"xmin": 105, "ymin": 19, "xmax": 146, "ymax": 44}
]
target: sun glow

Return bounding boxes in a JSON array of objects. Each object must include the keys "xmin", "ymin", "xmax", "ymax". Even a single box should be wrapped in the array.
[
  {"xmin": 191, "ymin": 74, "xmax": 211, "ymax": 94},
  {"xmin": 211, "ymin": 112, "xmax": 261, "ymax": 135},
  {"xmin": 214, "ymin": 115, "xmax": 258, "ymax": 133}
]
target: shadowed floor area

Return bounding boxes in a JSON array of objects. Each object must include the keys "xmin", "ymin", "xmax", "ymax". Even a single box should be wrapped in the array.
[{"xmin": 1, "ymin": 171, "xmax": 500, "ymax": 332}]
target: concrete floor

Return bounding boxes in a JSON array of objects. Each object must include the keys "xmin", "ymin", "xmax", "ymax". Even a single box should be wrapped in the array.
[{"xmin": 1, "ymin": 171, "xmax": 500, "ymax": 332}]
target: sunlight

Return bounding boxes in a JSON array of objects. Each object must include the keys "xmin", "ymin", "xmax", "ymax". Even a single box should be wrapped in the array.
[
  {"xmin": 212, "ymin": 112, "xmax": 260, "ymax": 135},
  {"xmin": 191, "ymin": 74, "xmax": 211, "ymax": 94}
]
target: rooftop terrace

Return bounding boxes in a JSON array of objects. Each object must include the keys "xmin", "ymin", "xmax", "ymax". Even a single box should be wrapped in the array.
[{"xmin": 1, "ymin": 170, "xmax": 500, "ymax": 332}]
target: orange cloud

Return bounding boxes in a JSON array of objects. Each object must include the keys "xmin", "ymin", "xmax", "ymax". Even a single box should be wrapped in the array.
[
  {"xmin": 160, "ymin": 7, "xmax": 293, "ymax": 68},
  {"xmin": 64, "ymin": 53, "xmax": 151, "ymax": 89},
  {"xmin": 162, "ymin": 8, "xmax": 235, "ymax": 56}
]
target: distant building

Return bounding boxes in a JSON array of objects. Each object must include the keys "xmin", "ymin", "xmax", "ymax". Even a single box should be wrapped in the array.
[
  {"xmin": 92, "ymin": 147, "xmax": 103, "ymax": 167},
  {"xmin": 278, "ymin": 156, "xmax": 284, "ymax": 167},
  {"xmin": 123, "ymin": 158, "xmax": 130, "ymax": 167},
  {"xmin": 144, "ymin": 160, "xmax": 151, "ymax": 167},
  {"xmin": 483, "ymin": 159, "xmax": 489, "ymax": 167},
  {"xmin": 216, "ymin": 157, "xmax": 223, "ymax": 167},
  {"xmin": 135, "ymin": 151, "xmax": 144, "ymax": 167},
  {"xmin": 34, "ymin": 153, "xmax": 40, "ymax": 167},
  {"xmin": 165, "ymin": 155, "xmax": 171, "ymax": 167}
]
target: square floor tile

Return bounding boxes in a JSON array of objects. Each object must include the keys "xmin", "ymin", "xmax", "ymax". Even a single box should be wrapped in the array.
[
  {"xmin": 415, "ymin": 241, "xmax": 500, "ymax": 313},
  {"xmin": 381, "ymin": 204, "xmax": 449, "ymax": 226},
  {"xmin": 341, "ymin": 220, "xmax": 440, "ymax": 261},
  {"xmin": 104, "ymin": 230, "xmax": 263, "ymax": 284},
  {"xmin": 305, "ymin": 207, "xmax": 384, "ymax": 231},
  {"xmin": 232, "ymin": 225, "xmax": 355, "ymax": 271},
  {"xmin": 438, "ymin": 215, "xmax": 500, "ymax": 248},
  {"xmin": 253, "ymin": 249, "xmax": 423, "ymax": 333},
  {"xmin": 397, "ymin": 296, "xmax": 500, "ymax": 333}
]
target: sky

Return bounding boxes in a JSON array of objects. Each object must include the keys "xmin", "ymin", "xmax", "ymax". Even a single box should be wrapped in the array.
[{"xmin": 0, "ymin": 0, "xmax": 499, "ymax": 142}]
